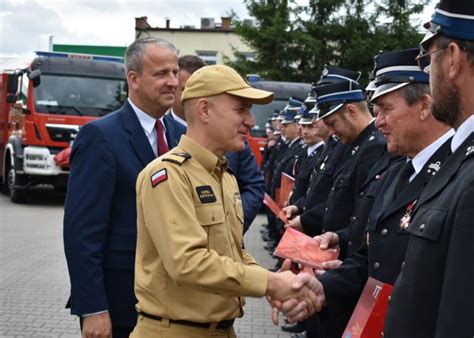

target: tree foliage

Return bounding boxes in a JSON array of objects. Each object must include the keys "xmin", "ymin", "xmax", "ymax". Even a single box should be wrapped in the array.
[{"xmin": 226, "ymin": 0, "xmax": 430, "ymax": 85}]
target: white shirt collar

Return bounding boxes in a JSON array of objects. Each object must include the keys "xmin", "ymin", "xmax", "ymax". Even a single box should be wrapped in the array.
[
  {"xmin": 411, "ymin": 129, "xmax": 455, "ymax": 180},
  {"xmin": 128, "ymin": 98, "xmax": 165, "ymax": 135},
  {"xmin": 307, "ymin": 140, "xmax": 325, "ymax": 156},
  {"xmin": 451, "ymin": 115, "xmax": 474, "ymax": 152},
  {"xmin": 170, "ymin": 109, "xmax": 188, "ymax": 128}
]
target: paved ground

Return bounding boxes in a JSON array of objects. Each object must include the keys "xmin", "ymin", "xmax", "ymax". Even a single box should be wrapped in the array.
[{"xmin": 0, "ymin": 187, "xmax": 291, "ymax": 337}]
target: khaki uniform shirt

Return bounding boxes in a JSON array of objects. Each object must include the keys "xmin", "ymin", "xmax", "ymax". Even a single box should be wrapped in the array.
[{"xmin": 135, "ymin": 135, "xmax": 268, "ymax": 323}]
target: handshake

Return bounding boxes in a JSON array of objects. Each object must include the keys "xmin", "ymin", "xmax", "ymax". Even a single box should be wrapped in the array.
[
  {"xmin": 265, "ymin": 259, "xmax": 326, "ymax": 324},
  {"xmin": 265, "ymin": 230, "xmax": 343, "ymax": 324}
]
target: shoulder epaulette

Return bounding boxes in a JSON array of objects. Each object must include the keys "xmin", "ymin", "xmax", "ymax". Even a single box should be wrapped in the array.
[{"xmin": 162, "ymin": 152, "xmax": 192, "ymax": 165}]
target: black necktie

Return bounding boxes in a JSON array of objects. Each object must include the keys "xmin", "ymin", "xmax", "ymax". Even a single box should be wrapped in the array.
[{"xmin": 395, "ymin": 160, "xmax": 415, "ymax": 196}]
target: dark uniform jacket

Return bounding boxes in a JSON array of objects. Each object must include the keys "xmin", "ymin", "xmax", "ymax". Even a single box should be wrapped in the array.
[
  {"xmin": 264, "ymin": 136, "xmax": 288, "ymax": 193},
  {"xmin": 270, "ymin": 138, "xmax": 305, "ymax": 194},
  {"xmin": 385, "ymin": 132, "xmax": 474, "ymax": 338},
  {"xmin": 297, "ymin": 138, "xmax": 350, "ymax": 236},
  {"xmin": 317, "ymin": 136, "xmax": 453, "ymax": 338},
  {"xmin": 290, "ymin": 142, "xmax": 325, "ymax": 204},
  {"xmin": 336, "ymin": 152, "xmax": 403, "ymax": 258}
]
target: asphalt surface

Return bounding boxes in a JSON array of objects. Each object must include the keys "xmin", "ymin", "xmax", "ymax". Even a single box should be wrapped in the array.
[{"xmin": 0, "ymin": 187, "xmax": 291, "ymax": 337}]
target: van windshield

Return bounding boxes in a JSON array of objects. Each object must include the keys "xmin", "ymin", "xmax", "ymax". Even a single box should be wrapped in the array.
[{"xmin": 34, "ymin": 74, "xmax": 126, "ymax": 117}]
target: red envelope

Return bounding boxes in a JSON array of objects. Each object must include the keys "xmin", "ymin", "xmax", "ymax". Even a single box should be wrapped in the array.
[
  {"xmin": 263, "ymin": 193, "xmax": 288, "ymax": 224},
  {"xmin": 273, "ymin": 227, "xmax": 340, "ymax": 269},
  {"xmin": 278, "ymin": 173, "xmax": 295, "ymax": 208},
  {"xmin": 343, "ymin": 277, "xmax": 393, "ymax": 338}
]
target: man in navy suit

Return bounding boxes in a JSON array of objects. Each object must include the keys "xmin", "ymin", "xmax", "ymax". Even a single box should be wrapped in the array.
[{"xmin": 63, "ymin": 37, "xmax": 183, "ymax": 338}]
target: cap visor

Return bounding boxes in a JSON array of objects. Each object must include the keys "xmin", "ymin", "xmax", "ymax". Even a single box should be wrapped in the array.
[
  {"xmin": 227, "ymin": 87, "xmax": 274, "ymax": 104},
  {"xmin": 366, "ymin": 80, "xmax": 377, "ymax": 92},
  {"xmin": 371, "ymin": 82, "xmax": 409, "ymax": 103},
  {"xmin": 420, "ymin": 29, "xmax": 439, "ymax": 51},
  {"xmin": 316, "ymin": 103, "xmax": 344, "ymax": 121}
]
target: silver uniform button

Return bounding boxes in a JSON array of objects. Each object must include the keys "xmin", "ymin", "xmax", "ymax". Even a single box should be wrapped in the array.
[
  {"xmin": 381, "ymin": 228, "xmax": 388, "ymax": 236},
  {"xmin": 373, "ymin": 262, "xmax": 380, "ymax": 270},
  {"xmin": 419, "ymin": 224, "xmax": 425, "ymax": 232}
]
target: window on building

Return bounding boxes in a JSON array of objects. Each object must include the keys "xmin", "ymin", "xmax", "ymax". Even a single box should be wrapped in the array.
[{"xmin": 196, "ymin": 50, "xmax": 217, "ymax": 65}]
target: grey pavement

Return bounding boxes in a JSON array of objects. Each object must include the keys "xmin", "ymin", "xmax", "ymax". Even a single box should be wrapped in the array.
[{"xmin": 0, "ymin": 188, "xmax": 291, "ymax": 337}]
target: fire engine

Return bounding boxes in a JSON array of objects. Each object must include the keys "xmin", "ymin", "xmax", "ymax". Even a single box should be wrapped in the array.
[{"xmin": 0, "ymin": 51, "xmax": 126, "ymax": 203}]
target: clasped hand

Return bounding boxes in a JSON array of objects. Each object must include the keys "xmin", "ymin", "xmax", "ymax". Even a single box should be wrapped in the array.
[{"xmin": 267, "ymin": 260, "xmax": 326, "ymax": 325}]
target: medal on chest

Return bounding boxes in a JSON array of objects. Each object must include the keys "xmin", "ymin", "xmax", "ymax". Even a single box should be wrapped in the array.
[{"xmin": 400, "ymin": 199, "xmax": 417, "ymax": 230}]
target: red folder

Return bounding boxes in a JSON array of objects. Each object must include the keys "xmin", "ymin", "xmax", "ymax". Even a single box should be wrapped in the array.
[
  {"xmin": 278, "ymin": 173, "xmax": 295, "ymax": 207},
  {"xmin": 273, "ymin": 227, "xmax": 340, "ymax": 269},
  {"xmin": 342, "ymin": 277, "xmax": 393, "ymax": 338},
  {"xmin": 263, "ymin": 193, "xmax": 288, "ymax": 224}
]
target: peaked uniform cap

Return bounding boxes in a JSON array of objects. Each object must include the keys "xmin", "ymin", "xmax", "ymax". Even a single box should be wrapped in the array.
[
  {"xmin": 420, "ymin": 0, "xmax": 474, "ymax": 50},
  {"xmin": 298, "ymin": 111, "xmax": 314, "ymax": 125},
  {"xmin": 314, "ymin": 80, "xmax": 365, "ymax": 120},
  {"xmin": 182, "ymin": 64, "xmax": 274, "ymax": 104},
  {"xmin": 371, "ymin": 48, "xmax": 429, "ymax": 102},
  {"xmin": 317, "ymin": 65, "xmax": 362, "ymax": 86},
  {"xmin": 281, "ymin": 109, "xmax": 298, "ymax": 125}
]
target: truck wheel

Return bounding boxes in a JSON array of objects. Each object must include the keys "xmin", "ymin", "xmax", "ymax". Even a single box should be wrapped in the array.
[{"xmin": 7, "ymin": 164, "xmax": 27, "ymax": 203}]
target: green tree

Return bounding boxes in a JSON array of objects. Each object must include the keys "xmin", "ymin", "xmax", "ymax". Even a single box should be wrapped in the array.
[{"xmin": 227, "ymin": 0, "xmax": 430, "ymax": 84}]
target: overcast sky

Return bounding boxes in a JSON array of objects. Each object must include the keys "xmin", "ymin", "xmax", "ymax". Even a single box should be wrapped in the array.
[{"xmin": 0, "ymin": 0, "xmax": 436, "ymax": 58}]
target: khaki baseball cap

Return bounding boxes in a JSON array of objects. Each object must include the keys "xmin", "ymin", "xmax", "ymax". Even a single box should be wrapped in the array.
[{"xmin": 181, "ymin": 65, "xmax": 274, "ymax": 104}]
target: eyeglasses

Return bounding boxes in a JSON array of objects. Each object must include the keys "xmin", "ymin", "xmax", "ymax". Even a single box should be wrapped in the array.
[{"xmin": 415, "ymin": 46, "xmax": 447, "ymax": 72}]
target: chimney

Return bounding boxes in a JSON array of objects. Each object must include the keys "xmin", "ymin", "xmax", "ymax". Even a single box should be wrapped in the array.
[
  {"xmin": 166, "ymin": 18, "xmax": 170, "ymax": 29},
  {"xmin": 221, "ymin": 17, "xmax": 231, "ymax": 30},
  {"xmin": 135, "ymin": 16, "xmax": 152, "ymax": 30}
]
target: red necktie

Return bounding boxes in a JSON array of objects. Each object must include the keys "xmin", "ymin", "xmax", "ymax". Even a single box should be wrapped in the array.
[{"xmin": 156, "ymin": 120, "xmax": 169, "ymax": 156}]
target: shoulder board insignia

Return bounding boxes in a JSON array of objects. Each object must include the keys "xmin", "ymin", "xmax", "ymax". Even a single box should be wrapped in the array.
[
  {"xmin": 162, "ymin": 152, "xmax": 191, "ymax": 165},
  {"xmin": 151, "ymin": 168, "xmax": 168, "ymax": 188}
]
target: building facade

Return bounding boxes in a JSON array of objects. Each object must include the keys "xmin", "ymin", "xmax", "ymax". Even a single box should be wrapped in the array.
[{"xmin": 135, "ymin": 16, "xmax": 255, "ymax": 65}]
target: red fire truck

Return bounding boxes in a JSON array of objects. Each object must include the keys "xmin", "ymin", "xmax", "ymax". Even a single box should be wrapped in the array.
[{"xmin": 0, "ymin": 51, "xmax": 126, "ymax": 203}]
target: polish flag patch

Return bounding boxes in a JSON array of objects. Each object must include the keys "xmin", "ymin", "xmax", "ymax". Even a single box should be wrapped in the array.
[{"xmin": 151, "ymin": 168, "xmax": 168, "ymax": 187}]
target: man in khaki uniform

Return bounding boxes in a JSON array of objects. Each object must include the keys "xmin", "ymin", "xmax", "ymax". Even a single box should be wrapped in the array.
[{"xmin": 131, "ymin": 65, "xmax": 323, "ymax": 338}]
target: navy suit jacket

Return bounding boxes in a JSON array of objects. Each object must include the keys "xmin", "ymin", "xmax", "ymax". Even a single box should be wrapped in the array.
[
  {"xmin": 226, "ymin": 143, "xmax": 265, "ymax": 233},
  {"xmin": 63, "ymin": 101, "xmax": 182, "ymax": 327}
]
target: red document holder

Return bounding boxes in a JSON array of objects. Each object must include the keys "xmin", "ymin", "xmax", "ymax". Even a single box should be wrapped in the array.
[
  {"xmin": 342, "ymin": 277, "xmax": 393, "ymax": 338},
  {"xmin": 263, "ymin": 193, "xmax": 288, "ymax": 224},
  {"xmin": 278, "ymin": 173, "xmax": 295, "ymax": 207},
  {"xmin": 273, "ymin": 227, "xmax": 340, "ymax": 269}
]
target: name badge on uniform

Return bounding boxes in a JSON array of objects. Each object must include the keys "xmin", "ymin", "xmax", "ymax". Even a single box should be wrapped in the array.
[{"xmin": 196, "ymin": 185, "xmax": 216, "ymax": 203}]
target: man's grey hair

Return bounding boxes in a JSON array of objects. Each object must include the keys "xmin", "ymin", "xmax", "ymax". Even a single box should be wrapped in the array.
[
  {"xmin": 399, "ymin": 83, "xmax": 430, "ymax": 106},
  {"xmin": 125, "ymin": 37, "xmax": 178, "ymax": 74}
]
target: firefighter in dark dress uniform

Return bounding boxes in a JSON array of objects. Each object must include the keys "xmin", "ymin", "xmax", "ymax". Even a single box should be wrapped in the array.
[
  {"xmin": 384, "ymin": 1, "xmax": 474, "ymax": 336},
  {"xmin": 277, "ymin": 48, "xmax": 455, "ymax": 338}
]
